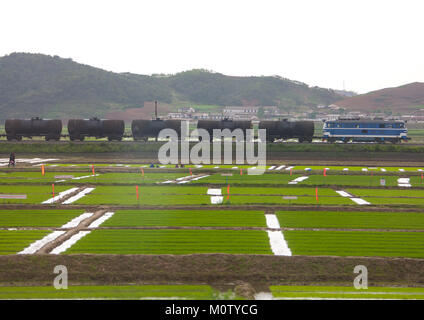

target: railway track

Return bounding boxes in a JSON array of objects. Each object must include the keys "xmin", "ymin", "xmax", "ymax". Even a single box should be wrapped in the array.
[{"xmin": 0, "ymin": 139, "xmax": 421, "ymax": 146}]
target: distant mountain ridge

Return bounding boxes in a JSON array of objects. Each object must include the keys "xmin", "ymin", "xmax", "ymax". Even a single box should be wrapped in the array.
[
  {"xmin": 0, "ymin": 52, "xmax": 344, "ymax": 119},
  {"xmin": 334, "ymin": 82, "xmax": 424, "ymax": 113}
]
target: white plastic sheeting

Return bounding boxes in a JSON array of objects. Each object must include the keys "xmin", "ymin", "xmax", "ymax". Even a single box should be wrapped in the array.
[
  {"xmin": 351, "ymin": 198, "xmax": 371, "ymax": 205},
  {"xmin": 88, "ymin": 212, "xmax": 115, "ymax": 228},
  {"xmin": 42, "ymin": 187, "xmax": 79, "ymax": 204},
  {"xmin": 267, "ymin": 231, "xmax": 292, "ymax": 256},
  {"xmin": 207, "ymin": 189, "xmax": 222, "ymax": 196},
  {"xmin": 210, "ymin": 196, "xmax": 224, "ymax": 204},
  {"xmin": 70, "ymin": 174, "xmax": 99, "ymax": 180},
  {"xmin": 275, "ymin": 165, "xmax": 285, "ymax": 170},
  {"xmin": 265, "ymin": 214, "xmax": 281, "ymax": 229},
  {"xmin": 336, "ymin": 190, "xmax": 370, "ymax": 205},
  {"xmin": 190, "ymin": 175, "xmax": 210, "ymax": 181},
  {"xmin": 50, "ymin": 231, "xmax": 91, "ymax": 254},
  {"xmin": 397, "ymin": 178, "xmax": 411, "ymax": 187},
  {"xmin": 336, "ymin": 191, "xmax": 352, "ymax": 197},
  {"xmin": 265, "ymin": 214, "xmax": 291, "ymax": 256},
  {"xmin": 61, "ymin": 213, "xmax": 93, "ymax": 229},
  {"xmin": 62, "ymin": 188, "xmax": 95, "ymax": 204},
  {"xmin": 18, "ymin": 231, "xmax": 66, "ymax": 254},
  {"xmin": 288, "ymin": 176, "xmax": 309, "ymax": 185}
]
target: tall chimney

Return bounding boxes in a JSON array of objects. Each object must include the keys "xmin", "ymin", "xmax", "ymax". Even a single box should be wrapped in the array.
[{"xmin": 155, "ymin": 100, "xmax": 158, "ymax": 119}]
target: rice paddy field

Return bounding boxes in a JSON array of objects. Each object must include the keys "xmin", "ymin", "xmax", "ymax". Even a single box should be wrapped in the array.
[
  {"xmin": 269, "ymin": 285, "xmax": 424, "ymax": 300},
  {"xmin": 65, "ymin": 229, "xmax": 273, "ymax": 255},
  {"xmin": 0, "ymin": 158, "xmax": 424, "ymax": 300},
  {"xmin": 0, "ymin": 285, "xmax": 222, "ymax": 300}
]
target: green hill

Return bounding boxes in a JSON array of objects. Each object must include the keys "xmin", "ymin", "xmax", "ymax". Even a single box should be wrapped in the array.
[{"xmin": 0, "ymin": 52, "xmax": 343, "ymax": 119}]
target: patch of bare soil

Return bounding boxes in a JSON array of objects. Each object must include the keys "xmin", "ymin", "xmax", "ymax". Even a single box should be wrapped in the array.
[
  {"xmin": 234, "ymin": 281, "xmax": 256, "ymax": 300},
  {"xmin": 0, "ymin": 254, "xmax": 423, "ymax": 290}
]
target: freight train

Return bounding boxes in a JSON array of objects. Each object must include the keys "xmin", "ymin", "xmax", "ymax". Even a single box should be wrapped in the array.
[
  {"xmin": 3, "ymin": 118, "xmax": 315, "ymax": 142},
  {"xmin": 2, "ymin": 115, "xmax": 409, "ymax": 143}
]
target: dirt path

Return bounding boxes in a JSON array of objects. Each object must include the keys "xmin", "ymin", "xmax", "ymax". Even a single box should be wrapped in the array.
[
  {"xmin": 36, "ymin": 209, "xmax": 108, "ymax": 254},
  {"xmin": 2, "ymin": 203, "xmax": 424, "ymax": 213},
  {"xmin": 0, "ymin": 254, "xmax": 423, "ymax": 289}
]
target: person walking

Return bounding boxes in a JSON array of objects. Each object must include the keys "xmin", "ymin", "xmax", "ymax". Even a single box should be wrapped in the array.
[{"xmin": 8, "ymin": 152, "xmax": 15, "ymax": 167}]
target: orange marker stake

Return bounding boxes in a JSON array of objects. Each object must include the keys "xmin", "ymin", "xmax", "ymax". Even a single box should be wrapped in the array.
[
  {"xmin": 227, "ymin": 184, "xmax": 230, "ymax": 200},
  {"xmin": 189, "ymin": 168, "xmax": 192, "ymax": 176},
  {"xmin": 315, "ymin": 187, "xmax": 318, "ymax": 202},
  {"xmin": 92, "ymin": 165, "xmax": 95, "ymax": 176},
  {"xmin": 323, "ymin": 168, "xmax": 326, "ymax": 177},
  {"xmin": 52, "ymin": 183, "xmax": 55, "ymax": 200},
  {"xmin": 136, "ymin": 185, "xmax": 139, "ymax": 200},
  {"xmin": 141, "ymin": 168, "xmax": 144, "ymax": 176},
  {"xmin": 290, "ymin": 168, "xmax": 292, "ymax": 176},
  {"xmin": 240, "ymin": 168, "xmax": 243, "ymax": 175},
  {"xmin": 41, "ymin": 165, "xmax": 45, "ymax": 176}
]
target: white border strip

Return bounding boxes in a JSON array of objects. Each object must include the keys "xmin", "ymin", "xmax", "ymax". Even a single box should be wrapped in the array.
[
  {"xmin": 337, "ymin": 190, "xmax": 370, "ymax": 205},
  {"xmin": 62, "ymin": 188, "xmax": 95, "ymax": 204},
  {"xmin": 50, "ymin": 231, "xmax": 91, "ymax": 254},
  {"xmin": 265, "ymin": 214, "xmax": 291, "ymax": 256},
  {"xmin": 336, "ymin": 191, "xmax": 352, "ymax": 197},
  {"xmin": 42, "ymin": 188, "xmax": 79, "ymax": 204},
  {"xmin": 288, "ymin": 176, "xmax": 309, "ymax": 185},
  {"xmin": 351, "ymin": 198, "xmax": 371, "ymax": 205},
  {"xmin": 18, "ymin": 231, "xmax": 66, "ymax": 254},
  {"xmin": 88, "ymin": 212, "xmax": 115, "ymax": 228},
  {"xmin": 267, "ymin": 231, "xmax": 292, "ymax": 256},
  {"xmin": 61, "ymin": 213, "xmax": 93, "ymax": 229}
]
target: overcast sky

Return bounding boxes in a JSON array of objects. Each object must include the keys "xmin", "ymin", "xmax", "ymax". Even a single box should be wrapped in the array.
[{"xmin": 1, "ymin": 0, "xmax": 423, "ymax": 94}]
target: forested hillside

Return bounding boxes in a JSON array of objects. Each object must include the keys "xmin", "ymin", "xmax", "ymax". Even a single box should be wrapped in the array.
[{"xmin": 0, "ymin": 53, "xmax": 343, "ymax": 118}]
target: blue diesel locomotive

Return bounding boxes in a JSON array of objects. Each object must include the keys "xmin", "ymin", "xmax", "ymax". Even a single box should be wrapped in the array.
[{"xmin": 322, "ymin": 118, "xmax": 409, "ymax": 143}]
